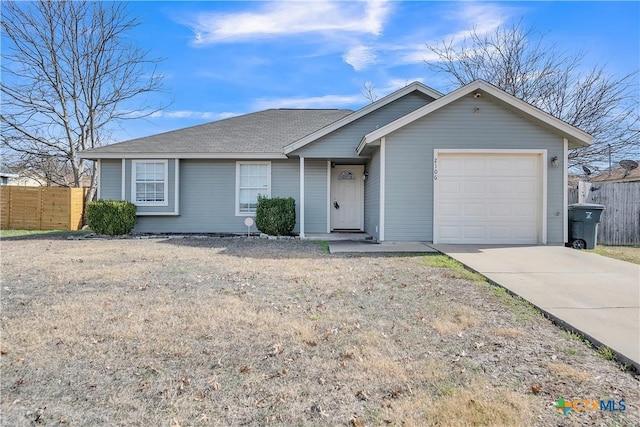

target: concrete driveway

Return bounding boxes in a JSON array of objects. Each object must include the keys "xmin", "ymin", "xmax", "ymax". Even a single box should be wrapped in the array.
[{"xmin": 431, "ymin": 245, "xmax": 640, "ymax": 370}]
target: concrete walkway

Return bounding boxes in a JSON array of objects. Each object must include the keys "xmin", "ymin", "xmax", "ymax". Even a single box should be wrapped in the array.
[
  {"xmin": 330, "ymin": 241, "xmax": 437, "ymax": 254},
  {"xmin": 431, "ymin": 244, "xmax": 640, "ymax": 370}
]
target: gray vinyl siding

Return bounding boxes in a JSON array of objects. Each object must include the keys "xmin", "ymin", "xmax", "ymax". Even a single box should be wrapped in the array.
[
  {"xmin": 271, "ymin": 160, "xmax": 300, "ymax": 233},
  {"xmin": 304, "ymin": 160, "xmax": 328, "ymax": 233},
  {"xmin": 293, "ymin": 92, "xmax": 434, "ymax": 158},
  {"xmin": 384, "ymin": 95, "xmax": 565, "ymax": 243},
  {"xmin": 364, "ymin": 149, "xmax": 380, "ymax": 240},
  {"xmin": 133, "ymin": 159, "xmax": 319, "ymax": 234},
  {"xmin": 99, "ymin": 160, "xmax": 122, "ymax": 200},
  {"xmin": 134, "ymin": 160, "xmax": 234, "ymax": 233}
]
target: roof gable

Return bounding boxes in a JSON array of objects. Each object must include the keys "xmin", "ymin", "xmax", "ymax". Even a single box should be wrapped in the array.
[
  {"xmin": 358, "ymin": 80, "xmax": 593, "ymax": 154},
  {"xmin": 283, "ymin": 82, "xmax": 443, "ymax": 154}
]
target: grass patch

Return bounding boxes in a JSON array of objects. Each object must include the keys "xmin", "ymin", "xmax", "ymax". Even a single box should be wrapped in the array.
[
  {"xmin": 420, "ymin": 254, "xmax": 486, "ymax": 283},
  {"xmin": 0, "ymin": 229, "xmax": 90, "ymax": 239},
  {"xmin": 314, "ymin": 240, "xmax": 330, "ymax": 253},
  {"xmin": 488, "ymin": 285, "xmax": 540, "ymax": 323},
  {"xmin": 431, "ymin": 305, "xmax": 481, "ymax": 335},
  {"xmin": 491, "ymin": 327, "xmax": 528, "ymax": 339},
  {"xmin": 425, "ymin": 381, "xmax": 534, "ymax": 426},
  {"xmin": 588, "ymin": 245, "xmax": 640, "ymax": 265},
  {"xmin": 597, "ymin": 346, "xmax": 616, "ymax": 361},
  {"xmin": 547, "ymin": 362, "xmax": 591, "ymax": 383}
]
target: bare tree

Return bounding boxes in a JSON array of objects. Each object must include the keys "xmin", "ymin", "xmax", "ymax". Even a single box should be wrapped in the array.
[
  {"xmin": 361, "ymin": 81, "xmax": 379, "ymax": 103},
  {"xmin": 1, "ymin": 0, "xmax": 165, "ymax": 202},
  {"xmin": 425, "ymin": 22, "xmax": 639, "ymax": 170}
]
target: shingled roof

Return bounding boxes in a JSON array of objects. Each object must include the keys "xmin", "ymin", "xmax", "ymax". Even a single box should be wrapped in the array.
[
  {"xmin": 81, "ymin": 109, "xmax": 353, "ymax": 159},
  {"xmin": 590, "ymin": 162, "xmax": 640, "ymax": 183}
]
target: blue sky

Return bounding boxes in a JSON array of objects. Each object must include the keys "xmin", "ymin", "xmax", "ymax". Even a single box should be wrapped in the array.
[{"xmin": 115, "ymin": 1, "xmax": 639, "ymax": 142}]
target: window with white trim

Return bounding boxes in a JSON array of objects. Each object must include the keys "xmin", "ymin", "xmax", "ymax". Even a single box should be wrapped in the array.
[
  {"xmin": 132, "ymin": 160, "xmax": 168, "ymax": 206},
  {"xmin": 236, "ymin": 162, "xmax": 271, "ymax": 215}
]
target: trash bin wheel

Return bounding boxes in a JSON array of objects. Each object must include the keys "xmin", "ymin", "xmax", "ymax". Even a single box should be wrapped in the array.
[{"xmin": 571, "ymin": 239, "xmax": 586, "ymax": 250}]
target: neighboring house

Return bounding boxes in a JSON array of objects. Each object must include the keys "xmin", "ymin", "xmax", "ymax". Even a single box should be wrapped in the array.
[
  {"xmin": 567, "ymin": 174, "xmax": 582, "ymax": 189},
  {"xmin": 80, "ymin": 80, "xmax": 592, "ymax": 244},
  {"xmin": 0, "ymin": 164, "xmax": 18, "ymax": 186},
  {"xmin": 0, "ymin": 164, "xmax": 47, "ymax": 186},
  {"xmin": 589, "ymin": 162, "xmax": 640, "ymax": 183}
]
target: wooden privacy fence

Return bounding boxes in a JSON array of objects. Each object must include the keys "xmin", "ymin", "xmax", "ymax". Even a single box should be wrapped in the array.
[
  {"xmin": 0, "ymin": 186, "xmax": 88, "ymax": 231},
  {"xmin": 568, "ymin": 181, "xmax": 640, "ymax": 246}
]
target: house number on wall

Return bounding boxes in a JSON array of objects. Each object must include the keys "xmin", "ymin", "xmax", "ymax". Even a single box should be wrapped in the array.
[{"xmin": 433, "ymin": 156, "xmax": 438, "ymax": 181}]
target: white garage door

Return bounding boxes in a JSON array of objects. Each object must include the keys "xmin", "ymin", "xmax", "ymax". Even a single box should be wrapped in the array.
[{"xmin": 435, "ymin": 152, "xmax": 541, "ymax": 244}]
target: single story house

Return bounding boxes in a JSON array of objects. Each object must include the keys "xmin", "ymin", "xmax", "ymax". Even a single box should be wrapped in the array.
[
  {"xmin": 590, "ymin": 162, "xmax": 640, "ymax": 183},
  {"xmin": 0, "ymin": 163, "xmax": 18, "ymax": 186},
  {"xmin": 80, "ymin": 80, "xmax": 592, "ymax": 244}
]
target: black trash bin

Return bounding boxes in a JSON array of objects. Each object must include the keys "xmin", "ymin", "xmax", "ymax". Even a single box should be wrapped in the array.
[{"xmin": 568, "ymin": 203, "xmax": 605, "ymax": 249}]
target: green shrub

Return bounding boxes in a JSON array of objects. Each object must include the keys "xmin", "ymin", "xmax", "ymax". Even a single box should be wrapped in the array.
[
  {"xmin": 255, "ymin": 196, "xmax": 296, "ymax": 236},
  {"xmin": 86, "ymin": 200, "xmax": 137, "ymax": 235}
]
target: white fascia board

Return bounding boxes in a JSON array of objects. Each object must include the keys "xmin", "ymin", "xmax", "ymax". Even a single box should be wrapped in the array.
[
  {"xmin": 358, "ymin": 80, "xmax": 593, "ymax": 154},
  {"xmin": 283, "ymin": 82, "xmax": 443, "ymax": 155},
  {"xmin": 78, "ymin": 152, "xmax": 288, "ymax": 160}
]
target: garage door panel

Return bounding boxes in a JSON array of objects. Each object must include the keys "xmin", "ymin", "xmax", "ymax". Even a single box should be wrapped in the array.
[
  {"xmin": 487, "ymin": 158, "xmax": 513, "ymax": 173},
  {"xmin": 515, "ymin": 227, "xmax": 537, "ymax": 239},
  {"xmin": 463, "ymin": 203, "xmax": 485, "ymax": 217},
  {"xmin": 435, "ymin": 153, "xmax": 541, "ymax": 244},
  {"xmin": 489, "ymin": 181, "xmax": 512, "ymax": 194},
  {"xmin": 462, "ymin": 225, "xmax": 485, "ymax": 239},
  {"xmin": 512, "ymin": 158, "xmax": 538, "ymax": 176},
  {"xmin": 463, "ymin": 181, "xmax": 485, "ymax": 195},
  {"xmin": 512, "ymin": 179, "xmax": 537, "ymax": 194},
  {"xmin": 489, "ymin": 226, "xmax": 511, "ymax": 239},
  {"xmin": 439, "ymin": 180, "xmax": 461, "ymax": 195},
  {"xmin": 489, "ymin": 204, "xmax": 512, "ymax": 217},
  {"xmin": 439, "ymin": 225, "xmax": 461, "ymax": 239},
  {"xmin": 513, "ymin": 203, "xmax": 537, "ymax": 218},
  {"xmin": 439, "ymin": 203, "xmax": 460, "ymax": 217},
  {"xmin": 463, "ymin": 158, "xmax": 486, "ymax": 173}
]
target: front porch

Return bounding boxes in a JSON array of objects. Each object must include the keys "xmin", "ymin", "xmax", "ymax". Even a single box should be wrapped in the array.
[
  {"xmin": 327, "ymin": 240, "xmax": 437, "ymax": 254},
  {"xmin": 301, "ymin": 232, "xmax": 372, "ymax": 241}
]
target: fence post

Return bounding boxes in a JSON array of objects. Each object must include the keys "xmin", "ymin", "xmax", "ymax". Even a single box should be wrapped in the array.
[{"xmin": 578, "ymin": 181, "xmax": 592, "ymax": 203}]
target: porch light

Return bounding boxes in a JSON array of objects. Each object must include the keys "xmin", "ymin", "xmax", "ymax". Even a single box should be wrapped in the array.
[
  {"xmin": 550, "ymin": 156, "xmax": 560, "ymax": 167},
  {"xmin": 362, "ymin": 172, "xmax": 368, "ymax": 181}
]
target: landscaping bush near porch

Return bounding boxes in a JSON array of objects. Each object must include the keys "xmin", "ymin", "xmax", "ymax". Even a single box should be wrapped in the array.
[{"xmin": 255, "ymin": 196, "xmax": 295, "ymax": 235}]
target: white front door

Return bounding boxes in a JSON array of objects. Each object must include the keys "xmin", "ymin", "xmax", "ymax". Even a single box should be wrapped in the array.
[{"xmin": 331, "ymin": 165, "xmax": 364, "ymax": 230}]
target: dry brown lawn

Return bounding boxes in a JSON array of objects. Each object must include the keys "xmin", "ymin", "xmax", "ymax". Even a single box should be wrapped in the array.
[
  {"xmin": 1, "ymin": 236, "xmax": 638, "ymax": 426},
  {"xmin": 590, "ymin": 245, "xmax": 640, "ymax": 265}
]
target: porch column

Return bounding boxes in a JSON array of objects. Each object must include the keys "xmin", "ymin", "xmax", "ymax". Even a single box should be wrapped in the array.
[
  {"xmin": 326, "ymin": 160, "xmax": 331, "ymax": 233},
  {"xmin": 96, "ymin": 159, "xmax": 101, "ymax": 199},
  {"xmin": 563, "ymin": 138, "xmax": 569, "ymax": 243},
  {"xmin": 379, "ymin": 137, "xmax": 386, "ymax": 241},
  {"xmin": 300, "ymin": 157, "xmax": 305, "ymax": 238}
]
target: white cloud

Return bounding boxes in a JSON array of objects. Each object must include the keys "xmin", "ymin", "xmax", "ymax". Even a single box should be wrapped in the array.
[
  {"xmin": 379, "ymin": 77, "xmax": 425, "ymax": 93},
  {"xmin": 384, "ymin": 3, "xmax": 513, "ymax": 66},
  {"xmin": 398, "ymin": 46, "xmax": 445, "ymax": 65},
  {"xmin": 344, "ymin": 45, "xmax": 377, "ymax": 71},
  {"xmin": 188, "ymin": 0, "xmax": 391, "ymax": 44},
  {"xmin": 454, "ymin": 3, "xmax": 508, "ymax": 39},
  {"xmin": 253, "ymin": 94, "xmax": 362, "ymax": 110}
]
